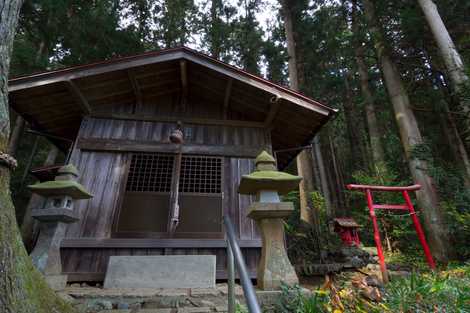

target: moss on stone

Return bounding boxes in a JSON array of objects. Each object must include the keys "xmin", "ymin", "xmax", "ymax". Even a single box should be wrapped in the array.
[
  {"xmin": 255, "ymin": 151, "xmax": 276, "ymax": 165},
  {"xmin": 245, "ymin": 170, "xmax": 301, "ymax": 181},
  {"xmin": 238, "ymin": 171, "xmax": 302, "ymax": 195},
  {"xmin": 28, "ymin": 180, "xmax": 93, "ymax": 199},
  {"xmin": 57, "ymin": 164, "xmax": 79, "ymax": 176}
]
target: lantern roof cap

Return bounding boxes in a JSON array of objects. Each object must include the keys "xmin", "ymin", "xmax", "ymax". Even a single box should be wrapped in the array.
[
  {"xmin": 57, "ymin": 164, "xmax": 79, "ymax": 176},
  {"xmin": 28, "ymin": 180, "xmax": 93, "ymax": 199},
  {"xmin": 239, "ymin": 151, "xmax": 302, "ymax": 195},
  {"xmin": 255, "ymin": 151, "xmax": 276, "ymax": 165}
]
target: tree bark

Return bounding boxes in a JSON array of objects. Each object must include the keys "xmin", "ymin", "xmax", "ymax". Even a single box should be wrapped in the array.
[
  {"xmin": 417, "ymin": 0, "xmax": 469, "ymax": 93},
  {"xmin": 351, "ymin": 0, "xmax": 386, "ymax": 167},
  {"xmin": 439, "ymin": 103, "xmax": 470, "ymax": 187},
  {"xmin": 209, "ymin": 0, "xmax": 221, "ymax": 59},
  {"xmin": 21, "ymin": 145, "xmax": 59, "ymax": 252},
  {"xmin": 362, "ymin": 0, "xmax": 451, "ymax": 263},
  {"xmin": 281, "ymin": 0, "xmax": 314, "ymax": 218},
  {"xmin": 281, "ymin": 0, "xmax": 333, "ymax": 222},
  {"xmin": 312, "ymin": 136, "xmax": 333, "ymax": 219},
  {"xmin": 328, "ymin": 137, "xmax": 346, "ymax": 211},
  {"xmin": 7, "ymin": 114, "xmax": 24, "ymax": 155},
  {"xmin": 343, "ymin": 71, "xmax": 366, "ymax": 170},
  {"xmin": 296, "ymin": 149, "xmax": 315, "ymax": 224},
  {"xmin": 0, "ymin": 0, "xmax": 76, "ymax": 312}
]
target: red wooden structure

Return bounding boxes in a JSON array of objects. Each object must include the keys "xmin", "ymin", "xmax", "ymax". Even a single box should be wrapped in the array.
[
  {"xmin": 333, "ymin": 218, "xmax": 361, "ymax": 246},
  {"xmin": 346, "ymin": 184, "xmax": 436, "ymax": 283}
]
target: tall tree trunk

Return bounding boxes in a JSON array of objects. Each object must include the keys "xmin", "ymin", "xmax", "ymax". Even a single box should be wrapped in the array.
[
  {"xmin": 343, "ymin": 71, "xmax": 366, "ymax": 170},
  {"xmin": 296, "ymin": 149, "xmax": 315, "ymax": 224},
  {"xmin": 362, "ymin": 0, "xmax": 451, "ymax": 263},
  {"xmin": 0, "ymin": 1, "xmax": 75, "ymax": 312},
  {"xmin": 417, "ymin": 0, "xmax": 469, "ymax": 93},
  {"xmin": 312, "ymin": 136, "xmax": 333, "ymax": 219},
  {"xmin": 439, "ymin": 103, "xmax": 470, "ymax": 187},
  {"xmin": 281, "ymin": 0, "xmax": 332, "ymax": 221},
  {"xmin": 417, "ymin": 0, "xmax": 470, "ymax": 138},
  {"xmin": 328, "ymin": 137, "xmax": 347, "ymax": 213},
  {"xmin": 209, "ymin": 0, "xmax": 221, "ymax": 59},
  {"xmin": 21, "ymin": 145, "xmax": 59, "ymax": 252},
  {"xmin": 351, "ymin": 0, "xmax": 386, "ymax": 167},
  {"xmin": 7, "ymin": 114, "xmax": 24, "ymax": 155}
]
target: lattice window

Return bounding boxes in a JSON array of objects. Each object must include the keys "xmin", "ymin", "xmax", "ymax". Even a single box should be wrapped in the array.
[
  {"xmin": 180, "ymin": 156, "xmax": 222, "ymax": 194},
  {"xmin": 126, "ymin": 153, "xmax": 174, "ymax": 192},
  {"xmin": 125, "ymin": 153, "xmax": 222, "ymax": 194}
]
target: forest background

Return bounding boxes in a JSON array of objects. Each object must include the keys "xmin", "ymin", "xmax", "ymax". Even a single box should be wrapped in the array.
[{"xmin": 8, "ymin": 0, "xmax": 470, "ymax": 266}]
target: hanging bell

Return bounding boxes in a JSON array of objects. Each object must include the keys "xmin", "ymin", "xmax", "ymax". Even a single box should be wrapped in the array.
[{"xmin": 169, "ymin": 128, "xmax": 184, "ymax": 144}]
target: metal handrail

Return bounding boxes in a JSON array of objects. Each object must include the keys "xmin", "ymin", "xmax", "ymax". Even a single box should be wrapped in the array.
[{"xmin": 224, "ymin": 215, "xmax": 262, "ymax": 313}]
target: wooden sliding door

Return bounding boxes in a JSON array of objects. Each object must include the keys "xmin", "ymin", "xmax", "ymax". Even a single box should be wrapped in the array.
[{"xmin": 114, "ymin": 152, "xmax": 223, "ymax": 238}]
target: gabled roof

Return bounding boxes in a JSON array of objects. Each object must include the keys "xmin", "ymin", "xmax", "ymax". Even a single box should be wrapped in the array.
[{"xmin": 8, "ymin": 47, "xmax": 336, "ymax": 168}]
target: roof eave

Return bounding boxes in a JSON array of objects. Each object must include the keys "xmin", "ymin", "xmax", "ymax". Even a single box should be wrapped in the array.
[{"xmin": 8, "ymin": 47, "xmax": 336, "ymax": 117}]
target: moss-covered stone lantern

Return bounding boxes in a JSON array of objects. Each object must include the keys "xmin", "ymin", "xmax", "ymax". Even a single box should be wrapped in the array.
[
  {"xmin": 239, "ymin": 151, "xmax": 301, "ymax": 290},
  {"xmin": 28, "ymin": 164, "xmax": 92, "ymax": 290}
]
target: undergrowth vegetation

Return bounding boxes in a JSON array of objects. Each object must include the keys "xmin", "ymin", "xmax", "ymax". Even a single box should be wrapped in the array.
[{"xmin": 274, "ymin": 264, "xmax": 470, "ymax": 313}]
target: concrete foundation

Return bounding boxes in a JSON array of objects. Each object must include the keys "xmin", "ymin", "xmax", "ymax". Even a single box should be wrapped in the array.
[{"xmin": 104, "ymin": 256, "xmax": 216, "ymax": 289}]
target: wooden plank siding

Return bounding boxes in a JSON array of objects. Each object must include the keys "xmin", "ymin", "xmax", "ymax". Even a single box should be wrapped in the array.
[{"xmin": 61, "ymin": 110, "xmax": 269, "ymax": 280}]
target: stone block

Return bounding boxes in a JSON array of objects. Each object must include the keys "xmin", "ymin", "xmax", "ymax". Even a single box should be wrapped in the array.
[
  {"xmin": 247, "ymin": 202, "xmax": 294, "ymax": 220},
  {"xmin": 104, "ymin": 256, "xmax": 216, "ymax": 289},
  {"xmin": 31, "ymin": 208, "xmax": 79, "ymax": 223},
  {"xmin": 45, "ymin": 274, "xmax": 68, "ymax": 291}
]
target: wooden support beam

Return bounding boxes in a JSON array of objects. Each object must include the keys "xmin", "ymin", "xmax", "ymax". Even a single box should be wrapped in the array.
[
  {"xmin": 65, "ymin": 80, "xmax": 92, "ymax": 115},
  {"xmin": 264, "ymin": 97, "xmax": 281, "ymax": 128},
  {"xmin": 180, "ymin": 60, "xmax": 188, "ymax": 111},
  {"xmin": 77, "ymin": 138, "xmax": 267, "ymax": 158},
  {"xmin": 127, "ymin": 69, "xmax": 142, "ymax": 113},
  {"xmin": 223, "ymin": 79, "xmax": 233, "ymax": 119},
  {"xmin": 90, "ymin": 113, "xmax": 266, "ymax": 128}
]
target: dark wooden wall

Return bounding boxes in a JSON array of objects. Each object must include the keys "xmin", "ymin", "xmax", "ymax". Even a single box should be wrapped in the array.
[{"xmin": 61, "ymin": 98, "xmax": 271, "ymax": 280}]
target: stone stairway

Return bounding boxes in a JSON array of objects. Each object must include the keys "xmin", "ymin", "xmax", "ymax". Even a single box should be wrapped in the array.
[{"xmin": 62, "ymin": 283, "xmax": 295, "ymax": 313}]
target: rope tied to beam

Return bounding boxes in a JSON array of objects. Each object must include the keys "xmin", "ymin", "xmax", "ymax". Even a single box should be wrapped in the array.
[{"xmin": 0, "ymin": 152, "xmax": 18, "ymax": 170}]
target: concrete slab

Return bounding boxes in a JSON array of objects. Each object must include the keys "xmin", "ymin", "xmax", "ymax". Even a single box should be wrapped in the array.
[{"xmin": 104, "ymin": 256, "xmax": 216, "ymax": 289}]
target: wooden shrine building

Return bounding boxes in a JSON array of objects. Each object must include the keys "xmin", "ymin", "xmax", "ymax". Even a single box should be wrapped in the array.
[{"xmin": 9, "ymin": 47, "xmax": 335, "ymax": 283}]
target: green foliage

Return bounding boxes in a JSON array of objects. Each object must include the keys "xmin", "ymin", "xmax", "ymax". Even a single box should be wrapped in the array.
[
  {"xmin": 385, "ymin": 250, "xmax": 429, "ymax": 272},
  {"xmin": 274, "ymin": 284, "xmax": 331, "ymax": 313},
  {"xmin": 383, "ymin": 265, "xmax": 470, "ymax": 313},
  {"xmin": 410, "ymin": 141, "xmax": 470, "ymax": 259},
  {"xmin": 283, "ymin": 191, "xmax": 323, "ymax": 263},
  {"xmin": 273, "ymin": 265, "xmax": 470, "ymax": 313},
  {"xmin": 235, "ymin": 303, "xmax": 248, "ymax": 313}
]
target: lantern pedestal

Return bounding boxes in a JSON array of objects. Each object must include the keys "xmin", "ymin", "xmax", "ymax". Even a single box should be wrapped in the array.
[
  {"xmin": 248, "ymin": 202, "xmax": 298, "ymax": 290},
  {"xmin": 30, "ymin": 222, "xmax": 69, "ymax": 290}
]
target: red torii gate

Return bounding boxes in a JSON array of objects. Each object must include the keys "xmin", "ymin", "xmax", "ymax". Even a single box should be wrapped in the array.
[{"xmin": 347, "ymin": 184, "xmax": 436, "ymax": 283}]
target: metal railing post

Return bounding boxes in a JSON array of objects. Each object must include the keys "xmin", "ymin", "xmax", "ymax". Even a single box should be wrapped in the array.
[
  {"xmin": 224, "ymin": 215, "xmax": 261, "ymax": 313},
  {"xmin": 227, "ymin": 242, "xmax": 236, "ymax": 313}
]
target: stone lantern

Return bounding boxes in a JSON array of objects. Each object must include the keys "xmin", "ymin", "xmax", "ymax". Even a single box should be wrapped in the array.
[
  {"xmin": 28, "ymin": 164, "xmax": 92, "ymax": 290},
  {"xmin": 238, "ymin": 151, "xmax": 302, "ymax": 290}
]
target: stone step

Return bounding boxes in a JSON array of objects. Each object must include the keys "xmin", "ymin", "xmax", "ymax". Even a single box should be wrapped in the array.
[{"xmin": 98, "ymin": 308, "xmax": 227, "ymax": 313}]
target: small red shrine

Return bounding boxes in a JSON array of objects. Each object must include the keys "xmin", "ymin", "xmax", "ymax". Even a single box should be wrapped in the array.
[{"xmin": 333, "ymin": 218, "xmax": 361, "ymax": 246}]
